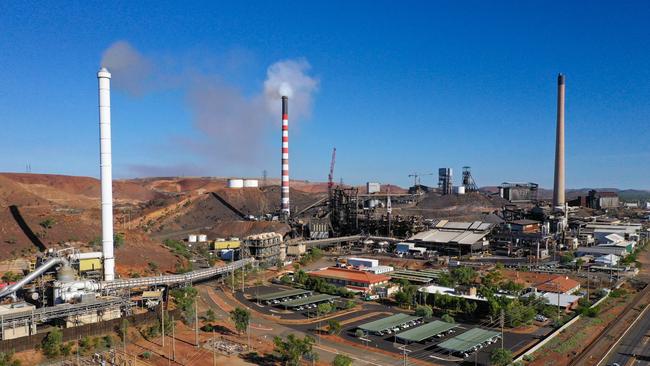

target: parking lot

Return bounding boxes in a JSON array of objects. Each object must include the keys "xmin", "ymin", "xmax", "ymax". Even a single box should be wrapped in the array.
[
  {"xmin": 339, "ymin": 312, "xmax": 543, "ymax": 365},
  {"xmin": 237, "ymin": 284, "xmax": 344, "ymax": 319}
]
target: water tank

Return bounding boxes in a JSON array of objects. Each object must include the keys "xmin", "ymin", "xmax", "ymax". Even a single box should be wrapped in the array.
[
  {"xmin": 227, "ymin": 178, "xmax": 244, "ymax": 188},
  {"xmin": 188, "ymin": 234, "xmax": 198, "ymax": 243},
  {"xmin": 456, "ymin": 186, "xmax": 466, "ymax": 195},
  {"xmin": 243, "ymin": 179, "xmax": 259, "ymax": 188},
  {"xmin": 198, "ymin": 234, "xmax": 208, "ymax": 242}
]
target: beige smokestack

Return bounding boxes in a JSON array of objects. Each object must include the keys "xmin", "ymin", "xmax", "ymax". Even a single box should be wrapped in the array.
[{"xmin": 552, "ymin": 73, "xmax": 565, "ymax": 210}]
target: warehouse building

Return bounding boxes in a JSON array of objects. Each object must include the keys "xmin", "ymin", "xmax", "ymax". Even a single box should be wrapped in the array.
[{"xmin": 406, "ymin": 220, "xmax": 494, "ymax": 255}]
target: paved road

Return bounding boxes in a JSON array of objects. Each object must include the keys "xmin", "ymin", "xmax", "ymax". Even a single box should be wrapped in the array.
[{"xmin": 605, "ymin": 304, "xmax": 650, "ymax": 366}]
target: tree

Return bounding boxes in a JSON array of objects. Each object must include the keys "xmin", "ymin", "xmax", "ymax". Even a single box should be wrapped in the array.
[
  {"xmin": 327, "ymin": 319, "xmax": 342, "ymax": 335},
  {"xmin": 317, "ymin": 302, "xmax": 333, "ymax": 316},
  {"xmin": 354, "ymin": 329, "xmax": 365, "ymax": 338},
  {"xmin": 450, "ymin": 267, "xmax": 477, "ymax": 286},
  {"xmin": 294, "ymin": 270, "xmax": 308, "ymax": 285},
  {"xmin": 273, "ymin": 334, "xmax": 315, "ymax": 366},
  {"xmin": 0, "ymin": 351, "xmax": 21, "ymax": 366},
  {"xmin": 39, "ymin": 218, "xmax": 55, "ymax": 229},
  {"xmin": 170, "ymin": 286, "xmax": 198, "ymax": 324},
  {"xmin": 204, "ymin": 309, "xmax": 217, "ymax": 323},
  {"xmin": 332, "ymin": 354, "xmax": 353, "ymax": 366},
  {"xmin": 490, "ymin": 348, "xmax": 513, "ymax": 366},
  {"xmin": 560, "ymin": 252, "xmax": 575, "ymax": 264},
  {"xmin": 441, "ymin": 313, "xmax": 455, "ymax": 323},
  {"xmin": 1, "ymin": 272, "xmax": 21, "ymax": 283},
  {"xmin": 42, "ymin": 328, "xmax": 63, "ymax": 358},
  {"xmin": 230, "ymin": 307, "xmax": 251, "ymax": 335},
  {"xmin": 415, "ymin": 305, "xmax": 433, "ymax": 318}
]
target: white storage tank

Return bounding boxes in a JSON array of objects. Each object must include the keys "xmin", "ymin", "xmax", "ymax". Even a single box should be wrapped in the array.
[
  {"xmin": 243, "ymin": 179, "xmax": 259, "ymax": 188},
  {"xmin": 198, "ymin": 234, "xmax": 208, "ymax": 242},
  {"xmin": 227, "ymin": 178, "xmax": 244, "ymax": 188},
  {"xmin": 188, "ymin": 234, "xmax": 198, "ymax": 243},
  {"xmin": 456, "ymin": 186, "xmax": 466, "ymax": 195}
]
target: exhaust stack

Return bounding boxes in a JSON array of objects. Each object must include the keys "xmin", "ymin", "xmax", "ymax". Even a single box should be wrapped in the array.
[
  {"xmin": 281, "ymin": 96, "xmax": 290, "ymax": 218},
  {"xmin": 97, "ymin": 67, "xmax": 115, "ymax": 281},
  {"xmin": 552, "ymin": 73, "xmax": 566, "ymax": 211}
]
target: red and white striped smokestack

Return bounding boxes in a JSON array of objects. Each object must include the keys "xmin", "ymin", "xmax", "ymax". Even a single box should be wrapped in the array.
[{"xmin": 281, "ymin": 96, "xmax": 290, "ymax": 218}]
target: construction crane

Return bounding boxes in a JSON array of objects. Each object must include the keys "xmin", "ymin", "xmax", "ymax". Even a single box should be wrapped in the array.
[
  {"xmin": 328, "ymin": 147, "xmax": 336, "ymax": 198},
  {"xmin": 408, "ymin": 172, "xmax": 433, "ymax": 187}
]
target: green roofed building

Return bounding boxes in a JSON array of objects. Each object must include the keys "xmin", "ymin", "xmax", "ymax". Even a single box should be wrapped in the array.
[
  {"xmin": 358, "ymin": 313, "xmax": 422, "ymax": 334},
  {"xmin": 255, "ymin": 289, "xmax": 312, "ymax": 302},
  {"xmin": 395, "ymin": 320, "xmax": 457, "ymax": 343},
  {"xmin": 281, "ymin": 294, "xmax": 339, "ymax": 308},
  {"xmin": 437, "ymin": 328, "xmax": 500, "ymax": 354}
]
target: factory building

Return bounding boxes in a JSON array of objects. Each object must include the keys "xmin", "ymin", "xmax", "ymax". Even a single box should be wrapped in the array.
[
  {"xmin": 407, "ymin": 220, "xmax": 493, "ymax": 255},
  {"xmin": 498, "ymin": 183, "xmax": 539, "ymax": 203},
  {"xmin": 568, "ymin": 190, "xmax": 619, "ymax": 209},
  {"xmin": 243, "ymin": 232, "xmax": 285, "ymax": 264},
  {"xmin": 308, "ymin": 267, "xmax": 390, "ymax": 293}
]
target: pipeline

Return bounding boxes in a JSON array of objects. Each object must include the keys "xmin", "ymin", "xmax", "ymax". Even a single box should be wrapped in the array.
[
  {"xmin": 100, "ymin": 258, "xmax": 254, "ymax": 291},
  {"xmin": 0, "ymin": 256, "xmax": 68, "ymax": 299}
]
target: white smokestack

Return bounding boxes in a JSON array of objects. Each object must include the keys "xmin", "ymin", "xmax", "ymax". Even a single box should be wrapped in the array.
[{"xmin": 97, "ymin": 67, "xmax": 115, "ymax": 281}]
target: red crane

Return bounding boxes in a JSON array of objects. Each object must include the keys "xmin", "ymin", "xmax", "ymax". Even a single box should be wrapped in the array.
[{"xmin": 328, "ymin": 147, "xmax": 336, "ymax": 197}]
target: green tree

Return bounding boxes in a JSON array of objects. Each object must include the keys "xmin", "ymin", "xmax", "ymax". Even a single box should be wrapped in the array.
[
  {"xmin": 441, "ymin": 313, "xmax": 455, "ymax": 323},
  {"xmin": 450, "ymin": 267, "xmax": 477, "ymax": 285},
  {"xmin": 230, "ymin": 307, "xmax": 251, "ymax": 335},
  {"xmin": 317, "ymin": 302, "xmax": 333, "ymax": 316},
  {"xmin": 1, "ymin": 272, "xmax": 22, "ymax": 283},
  {"xmin": 273, "ymin": 334, "xmax": 315, "ymax": 366},
  {"xmin": 294, "ymin": 270, "xmax": 308, "ymax": 285},
  {"xmin": 490, "ymin": 348, "xmax": 513, "ymax": 366},
  {"xmin": 39, "ymin": 218, "xmax": 55, "ymax": 229},
  {"xmin": 415, "ymin": 305, "xmax": 433, "ymax": 318},
  {"xmin": 204, "ymin": 309, "xmax": 217, "ymax": 323},
  {"xmin": 327, "ymin": 319, "xmax": 342, "ymax": 335},
  {"xmin": 0, "ymin": 351, "xmax": 21, "ymax": 366},
  {"xmin": 42, "ymin": 328, "xmax": 63, "ymax": 358},
  {"xmin": 170, "ymin": 286, "xmax": 198, "ymax": 324},
  {"xmin": 354, "ymin": 329, "xmax": 365, "ymax": 338},
  {"xmin": 332, "ymin": 354, "xmax": 353, "ymax": 366}
]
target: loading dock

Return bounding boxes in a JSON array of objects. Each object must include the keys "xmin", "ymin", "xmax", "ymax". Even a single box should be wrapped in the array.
[
  {"xmin": 395, "ymin": 320, "xmax": 457, "ymax": 343},
  {"xmin": 357, "ymin": 313, "xmax": 423, "ymax": 335}
]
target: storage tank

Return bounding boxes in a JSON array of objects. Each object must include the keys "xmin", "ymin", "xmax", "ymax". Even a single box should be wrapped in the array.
[
  {"xmin": 456, "ymin": 186, "xmax": 466, "ymax": 195},
  {"xmin": 198, "ymin": 234, "xmax": 208, "ymax": 242},
  {"xmin": 227, "ymin": 178, "xmax": 244, "ymax": 188},
  {"xmin": 188, "ymin": 235, "xmax": 198, "ymax": 243},
  {"xmin": 243, "ymin": 179, "xmax": 259, "ymax": 188}
]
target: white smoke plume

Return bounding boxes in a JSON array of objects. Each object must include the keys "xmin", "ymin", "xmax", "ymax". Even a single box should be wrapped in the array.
[
  {"xmin": 100, "ymin": 41, "xmax": 319, "ymax": 175},
  {"xmin": 101, "ymin": 41, "xmax": 154, "ymax": 96}
]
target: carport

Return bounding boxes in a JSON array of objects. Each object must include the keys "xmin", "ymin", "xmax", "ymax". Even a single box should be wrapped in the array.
[
  {"xmin": 395, "ymin": 320, "xmax": 457, "ymax": 343},
  {"xmin": 281, "ymin": 294, "xmax": 339, "ymax": 309},
  {"xmin": 358, "ymin": 313, "xmax": 422, "ymax": 335},
  {"xmin": 254, "ymin": 289, "xmax": 312, "ymax": 304},
  {"xmin": 437, "ymin": 328, "xmax": 500, "ymax": 355}
]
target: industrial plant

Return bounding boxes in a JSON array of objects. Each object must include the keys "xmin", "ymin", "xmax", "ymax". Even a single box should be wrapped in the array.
[{"xmin": 0, "ymin": 67, "xmax": 648, "ymax": 366}]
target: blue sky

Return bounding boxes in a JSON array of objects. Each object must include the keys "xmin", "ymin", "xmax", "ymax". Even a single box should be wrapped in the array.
[{"xmin": 1, "ymin": 1, "xmax": 649, "ymax": 189}]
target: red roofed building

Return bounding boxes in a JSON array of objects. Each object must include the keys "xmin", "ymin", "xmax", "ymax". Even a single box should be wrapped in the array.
[
  {"xmin": 308, "ymin": 267, "xmax": 390, "ymax": 292},
  {"xmin": 535, "ymin": 276, "xmax": 581, "ymax": 295}
]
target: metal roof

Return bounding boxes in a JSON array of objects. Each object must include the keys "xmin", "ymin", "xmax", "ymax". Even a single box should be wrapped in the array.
[
  {"xmin": 281, "ymin": 294, "xmax": 338, "ymax": 308},
  {"xmin": 255, "ymin": 289, "xmax": 312, "ymax": 301},
  {"xmin": 395, "ymin": 321, "xmax": 457, "ymax": 342},
  {"xmin": 358, "ymin": 313, "xmax": 422, "ymax": 333},
  {"xmin": 437, "ymin": 328, "xmax": 500, "ymax": 353}
]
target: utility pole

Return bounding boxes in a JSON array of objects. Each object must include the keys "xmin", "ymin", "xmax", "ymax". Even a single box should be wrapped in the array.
[
  {"xmin": 212, "ymin": 329, "xmax": 216, "ymax": 366},
  {"xmin": 500, "ymin": 309, "xmax": 505, "ymax": 349},
  {"xmin": 195, "ymin": 298, "xmax": 199, "ymax": 347},
  {"xmin": 161, "ymin": 302, "xmax": 165, "ymax": 348},
  {"xmin": 171, "ymin": 316, "xmax": 176, "ymax": 362}
]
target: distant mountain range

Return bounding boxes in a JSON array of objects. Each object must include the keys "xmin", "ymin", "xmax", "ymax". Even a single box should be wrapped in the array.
[{"xmin": 481, "ymin": 186, "xmax": 650, "ymax": 202}]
